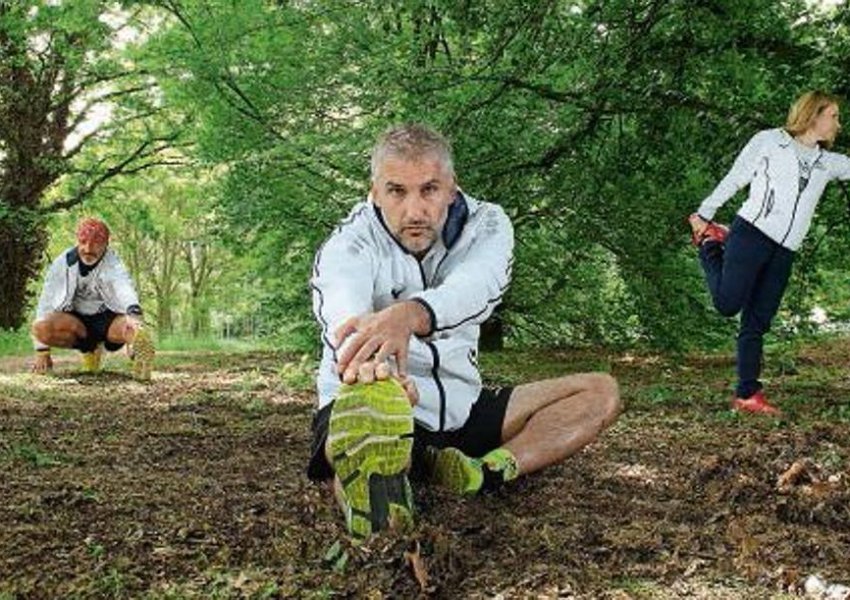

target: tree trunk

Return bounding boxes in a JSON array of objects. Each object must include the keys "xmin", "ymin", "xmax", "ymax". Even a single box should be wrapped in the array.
[
  {"xmin": 479, "ymin": 314, "xmax": 504, "ymax": 351},
  {"xmin": 0, "ymin": 217, "xmax": 46, "ymax": 329},
  {"xmin": 156, "ymin": 299, "xmax": 173, "ymax": 336}
]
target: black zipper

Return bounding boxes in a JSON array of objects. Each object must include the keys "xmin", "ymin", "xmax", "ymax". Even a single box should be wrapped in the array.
[
  {"xmin": 427, "ymin": 341, "xmax": 447, "ymax": 431},
  {"xmin": 414, "ymin": 254, "xmax": 447, "ymax": 431}
]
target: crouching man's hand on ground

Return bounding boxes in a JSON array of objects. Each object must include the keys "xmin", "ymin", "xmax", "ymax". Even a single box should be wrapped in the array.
[{"xmin": 32, "ymin": 351, "xmax": 53, "ymax": 374}]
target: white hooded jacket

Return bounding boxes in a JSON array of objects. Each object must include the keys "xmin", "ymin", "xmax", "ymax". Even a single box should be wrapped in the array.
[
  {"xmin": 311, "ymin": 192, "xmax": 514, "ymax": 432},
  {"xmin": 34, "ymin": 246, "xmax": 141, "ymax": 349}
]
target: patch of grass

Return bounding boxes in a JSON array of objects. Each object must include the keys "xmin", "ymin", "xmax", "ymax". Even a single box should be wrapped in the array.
[
  {"xmin": 156, "ymin": 335, "xmax": 273, "ymax": 353},
  {"xmin": 151, "ymin": 569, "xmax": 285, "ymax": 600},
  {"xmin": 87, "ymin": 541, "xmax": 106, "ymax": 559},
  {"xmin": 480, "ymin": 347, "xmax": 615, "ymax": 386},
  {"xmin": 632, "ymin": 384, "xmax": 677, "ymax": 408},
  {"xmin": 0, "ymin": 380, "xmax": 57, "ymax": 403},
  {"xmin": 7, "ymin": 443, "xmax": 64, "ymax": 468},
  {"xmin": 87, "ymin": 567, "xmax": 128, "ymax": 598},
  {"xmin": 0, "ymin": 328, "xmax": 32, "ymax": 357},
  {"xmin": 279, "ymin": 354, "xmax": 316, "ymax": 392},
  {"xmin": 611, "ymin": 577, "xmax": 661, "ymax": 596},
  {"xmin": 234, "ymin": 368, "xmax": 269, "ymax": 393},
  {"xmin": 242, "ymin": 397, "xmax": 270, "ymax": 417}
]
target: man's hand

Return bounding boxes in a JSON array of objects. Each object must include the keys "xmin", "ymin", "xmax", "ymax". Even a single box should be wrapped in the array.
[
  {"xmin": 32, "ymin": 352, "xmax": 53, "ymax": 374},
  {"xmin": 124, "ymin": 315, "xmax": 143, "ymax": 340},
  {"xmin": 343, "ymin": 359, "xmax": 420, "ymax": 406},
  {"xmin": 398, "ymin": 374, "xmax": 420, "ymax": 406},
  {"xmin": 335, "ymin": 301, "xmax": 431, "ymax": 383}
]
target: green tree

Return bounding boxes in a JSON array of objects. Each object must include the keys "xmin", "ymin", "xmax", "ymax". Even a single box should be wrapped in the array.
[
  {"xmin": 137, "ymin": 0, "xmax": 850, "ymax": 349},
  {"xmin": 0, "ymin": 0, "xmax": 181, "ymax": 329}
]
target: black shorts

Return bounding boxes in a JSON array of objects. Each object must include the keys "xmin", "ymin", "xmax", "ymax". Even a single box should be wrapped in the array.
[
  {"xmin": 306, "ymin": 386, "xmax": 513, "ymax": 482},
  {"xmin": 70, "ymin": 311, "xmax": 124, "ymax": 353}
]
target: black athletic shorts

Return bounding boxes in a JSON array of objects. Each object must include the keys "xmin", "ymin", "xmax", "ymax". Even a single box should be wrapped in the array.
[
  {"xmin": 70, "ymin": 310, "xmax": 124, "ymax": 353},
  {"xmin": 306, "ymin": 386, "xmax": 513, "ymax": 482}
]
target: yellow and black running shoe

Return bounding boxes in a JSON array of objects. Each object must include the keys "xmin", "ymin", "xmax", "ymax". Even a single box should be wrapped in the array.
[{"xmin": 327, "ymin": 379, "xmax": 415, "ymax": 540}]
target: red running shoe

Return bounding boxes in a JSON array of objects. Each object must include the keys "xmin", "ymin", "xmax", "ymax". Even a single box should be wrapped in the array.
[
  {"xmin": 688, "ymin": 213, "xmax": 729, "ymax": 246},
  {"xmin": 731, "ymin": 390, "xmax": 782, "ymax": 415}
]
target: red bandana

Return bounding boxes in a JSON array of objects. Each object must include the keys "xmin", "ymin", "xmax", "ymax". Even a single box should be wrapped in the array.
[{"xmin": 76, "ymin": 218, "xmax": 110, "ymax": 245}]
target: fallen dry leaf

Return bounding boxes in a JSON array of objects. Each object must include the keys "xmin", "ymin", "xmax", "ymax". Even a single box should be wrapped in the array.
[{"xmin": 405, "ymin": 540, "xmax": 429, "ymax": 591}]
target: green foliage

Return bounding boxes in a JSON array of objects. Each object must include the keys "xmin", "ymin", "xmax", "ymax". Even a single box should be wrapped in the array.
[
  {"xmin": 0, "ymin": 0, "xmax": 185, "ymax": 329},
  {"xmin": 279, "ymin": 354, "xmax": 317, "ymax": 392},
  {"xmin": 130, "ymin": 0, "xmax": 850, "ymax": 350},
  {"xmin": 155, "ymin": 335, "xmax": 272, "ymax": 353},
  {"xmin": 11, "ymin": 0, "xmax": 850, "ymax": 349},
  {"xmin": 0, "ymin": 329, "xmax": 32, "ymax": 357},
  {"xmin": 7, "ymin": 443, "xmax": 64, "ymax": 468}
]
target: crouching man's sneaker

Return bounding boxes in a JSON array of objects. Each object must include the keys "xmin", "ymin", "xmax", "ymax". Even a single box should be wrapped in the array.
[
  {"xmin": 327, "ymin": 379, "xmax": 414, "ymax": 540},
  {"xmin": 80, "ymin": 344, "xmax": 103, "ymax": 373},
  {"xmin": 731, "ymin": 390, "xmax": 782, "ymax": 415}
]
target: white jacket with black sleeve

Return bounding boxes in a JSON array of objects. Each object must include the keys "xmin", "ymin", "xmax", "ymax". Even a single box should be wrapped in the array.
[{"xmin": 310, "ymin": 192, "xmax": 514, "ymax": 432}]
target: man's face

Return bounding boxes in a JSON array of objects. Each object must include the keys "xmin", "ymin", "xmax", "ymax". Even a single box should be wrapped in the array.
[
  {"xmin": 813, "ymin": 103, "xmax": 841, "ymax": 145},
  {"xmin": 77, "ymin": 237, "xmax": 107, "ymax": 266},
  {"xmin": 371, "ymin": 155, "xmax": 457, "ymax": 257}
]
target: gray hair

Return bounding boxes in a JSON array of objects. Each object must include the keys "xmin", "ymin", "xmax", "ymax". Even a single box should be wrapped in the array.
[{"xmin": 370, "ymin": 123, "xmax": 455, "ymax": 181}]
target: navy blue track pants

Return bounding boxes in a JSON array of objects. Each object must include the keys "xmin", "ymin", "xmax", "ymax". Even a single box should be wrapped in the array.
[{"xmin": 699, "ymin": 216, "xmax": 795, "ymax": 398}]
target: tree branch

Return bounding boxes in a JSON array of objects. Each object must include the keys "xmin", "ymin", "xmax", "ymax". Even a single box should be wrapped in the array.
[{"xmin": 42, "ymin": 133, "xmax": 183, "ymax": 213}]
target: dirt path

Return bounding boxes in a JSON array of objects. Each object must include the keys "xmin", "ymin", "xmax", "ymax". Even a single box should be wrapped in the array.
[{"xmin": 1, "ymin": 342, "xmax": 849, "ymax": 598}]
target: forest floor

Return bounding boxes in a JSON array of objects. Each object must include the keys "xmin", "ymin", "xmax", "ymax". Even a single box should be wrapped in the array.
[{"xmin": 1, "ymin": 337, "xmax": 849, "ymax": 599}]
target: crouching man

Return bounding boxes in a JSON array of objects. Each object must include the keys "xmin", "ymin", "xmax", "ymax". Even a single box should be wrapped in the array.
[{"xmin": 31, "ymin": 217, "xmax": 155, "ymax": 380}]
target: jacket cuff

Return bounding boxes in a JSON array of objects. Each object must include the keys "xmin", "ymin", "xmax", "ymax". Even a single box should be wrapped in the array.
[{"xmin": 409, "ymin": 298, "xmax": 435, "ymax": 337}]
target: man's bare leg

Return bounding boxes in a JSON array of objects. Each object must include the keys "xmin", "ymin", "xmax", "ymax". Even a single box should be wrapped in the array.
[
  {"xmin": 430, "ymin": 372, "xmax": 621, "ymax": 492},
  {"xmin": 31, "ymin": 312, "xmax": 87, "ymax": 349},
  {"xmin": 31, "ymin": 312, "xmax": 94, "ymax": 373},
  {"xmin": 501, "ymin": 372, "xmax": 621, "ymax": 475}
]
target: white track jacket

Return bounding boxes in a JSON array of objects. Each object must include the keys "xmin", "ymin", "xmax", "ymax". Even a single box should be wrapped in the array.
[
  {"xmin": 311, "ymin": 192, "xmax": 514, "ymax": 432},
  {"xmin": 34, "ymin": 247, "xmax": 140, "ymax": 349},
  {"xmin": 698, "ymin": 128, "xmax": 850, "ymax": 250}
]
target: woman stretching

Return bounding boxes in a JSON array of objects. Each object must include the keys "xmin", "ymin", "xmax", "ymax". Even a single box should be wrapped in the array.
[{"xmin": 690, "ymin": 90, "xmax": 850, "ymax": 414}]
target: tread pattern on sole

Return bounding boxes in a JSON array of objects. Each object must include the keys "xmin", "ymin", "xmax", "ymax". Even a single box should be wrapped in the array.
[
  {"xmin": 328, "ymin": 380, "xmax": 414, "ymax": 538},
  {"xmin": 132, "ymin": 329, "xmax": 155, "ymax": 382}
]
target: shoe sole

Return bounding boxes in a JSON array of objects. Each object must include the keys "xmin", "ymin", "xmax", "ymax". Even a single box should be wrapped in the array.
[
  {"xmin": 731, "ymin": 400, "xmax": 783, "ymax": 417},
  {"xmin": 327, "ymin": 379, "xmax": 414, "ymax": 539},
  {"xmin": 132, "ymin": 330, "xmax": 155, "ymax": 381},
  {"xmin": 431, "ymin": 447, "xmax": 482, "ymax": 495},
  {"xmin": 731, "ymin": 403, "xmax": 782, "ymax": 416}
]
